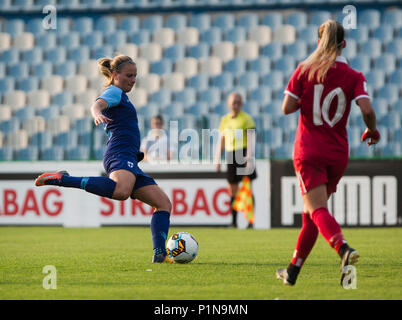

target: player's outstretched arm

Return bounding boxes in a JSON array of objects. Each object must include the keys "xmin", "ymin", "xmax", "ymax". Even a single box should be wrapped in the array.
[
  {"xmin": 356, "ymin": 97, "xmax": 380, "ymax": 146},
  {"xmin": 91, "ymin": 99, "xmax": 113, "ymax": 126}
]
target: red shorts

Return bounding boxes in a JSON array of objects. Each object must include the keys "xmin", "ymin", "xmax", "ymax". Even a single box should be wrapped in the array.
[{"xmin": 293, "ymin": 158, "xmax": 347, "ymax": 196}]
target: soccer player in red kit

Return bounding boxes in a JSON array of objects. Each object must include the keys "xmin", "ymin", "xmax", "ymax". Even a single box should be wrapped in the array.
[{"xmin": 276, "ymin": 20, "xmax": 380, "ymax": 286}]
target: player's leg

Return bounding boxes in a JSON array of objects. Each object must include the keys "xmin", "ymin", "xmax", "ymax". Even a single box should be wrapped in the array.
[
  {"xmin": 35, "ymin": 170, "xmax": 120, "ymax": 199},
  {"xmin": 228, "ymin": 182, "xmax": 239, "ymax": 227},
  {"xmin": 131, "ymin": 183, "xmax": 172, "ymax": 263}
]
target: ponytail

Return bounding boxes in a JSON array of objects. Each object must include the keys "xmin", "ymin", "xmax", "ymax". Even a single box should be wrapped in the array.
[
  {"xmin": 97, "ymin": 55, "xmax": 136, "ymax": 88},
  {"xmin": 299, "ymin": 20, "xmax": 345, "ymax": 83}
]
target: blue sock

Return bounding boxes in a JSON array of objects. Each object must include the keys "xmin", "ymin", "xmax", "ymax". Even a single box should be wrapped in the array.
[
  {"xmin": 150, "ymin": 210, "xmax": 170, "ymax": 256},
  {"xmin": 60, "ymin": 176, "xmax": 116, "ymax": 199}
]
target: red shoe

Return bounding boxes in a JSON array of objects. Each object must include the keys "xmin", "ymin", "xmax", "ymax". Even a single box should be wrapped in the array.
[{"xmin": 35, "ymin": 171, "xmax": 69, "ymax": 186}]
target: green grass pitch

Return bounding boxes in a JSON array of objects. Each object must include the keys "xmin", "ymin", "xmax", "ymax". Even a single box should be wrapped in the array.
[{"xmin": 0, "ymin": 227, "xmax": 401, "ymax": 300}]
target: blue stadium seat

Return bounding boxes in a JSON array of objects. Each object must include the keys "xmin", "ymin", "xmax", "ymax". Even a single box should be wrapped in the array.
[
  {"xmin": 166, "ymin": 14, "xmax": 187, "ymax": 31},
  {"xmin": 149, "ymin": 89, "xmax": 172, "ymax": 106},
  {"xmin": 41, "ymin": 147, "xmax": 64, "ymax": 161},
  {"xmin": 129, "ymin": 29, "xmax": 151, "ymax": 46},
  {"xmin": 273, "ymin": 56, "xmax": 295, "ymax": 77},
  {"xmin": 374, "ymin": 54, "xmax": 396, "ymax": 76},
  {"xmin": 377, "ymin": 84, "xmax": 399, "ymax": 106},
  {"xmin": 27, "ymin": 18, "xmax": 45, "ymax": 36},
  {"xmin": 249, "ymin": 86, "xmax": 272, "ymax": 105},
  {"xmin": 137, "ymin": 103, "xmax": 160, "ymax": 118},
  {"xmin": 163, "ymin": 44, "xmax": 185, "ymax": 62},
  {"xmin": 310, "ymin": 10, "xmax": 331, "ymax": 26},
  {"xmin": 372, "ymin": 25, "xmax": 393, "ymax": 44},
  {"xmin": 22, "ymin": 48, "xmax": 43, "ymax": 65},
  {"xmin": 243, "ymin": 101, "xmax": 260, "ymax": 117},
  {"xmin": 224, "ymin": 58, "xmax": 247, "ymax": 74},
  {"xmin": 14, "ymin": 107, "xmax": 35, "ymax": 121},
  {"xmin": 8, "ymin": 62, "xmax": 29, "ymax": 79},
  {"xmin": 187, "ymin": 74, "xmax": 209, "ymax": 91},
  {"xmin": 212, "ymin": 103, "xmax": 227, "ymax": 116},
  {"xmin": 285, "ymin": 40, "xmax": 308, "ymax": 61},
  {"xmin": 360, "ymin": 39, "xmax": 382, "ymax": 59},
  {"xmin": 173, "ymin": 88, "xmax": 197, "ymax": 106},
  {"xmin": 164, "ymin": 103, "xmax": 185, "ymax": 119},
  {"xmin": 260, "ymin": 13, "xmax": 283, "ymax": 31},
  {"xmin": 263, "ymin": 128, "xmax": 283, "ymax": 148},
  {"xmin": 352, "ymin": 144, "xmax": 374, "ymax": 158},
  {"xmin": 17, "ymin": 147, "xmax": 39, "ymax": 161},
  {"xmin": 187, "ymin": 43, "xmax": 210, "ymax": 59},
  {"xmin": 92, "ymin": 45, "xmax": 114, "ymax": 60},
  {"xmin": 18, "ymin": 77, "xmax": 39, "ymax": 92},
  {"xmin": 224, "ymin": 27, "xmax": 246, "ymax": 43},
  {"xmin": 389, "ymin": 70, "xmax": 402, "ymax": 87},
  {"xmin": 380, "ymin": 143, "xmax": 402, "ymax": 158},
  {"xmin": 0, "ymin": 63, "xmax": 5, "ymax": 78},
  {"xmin": 365, "ymin": 70, "xmax": 385, "ymax": 91},
  {"xmin": 54, "ymin": 61, "xmax": 77, "ymax": 78},
  {"xmin": 248, "ymin": 57, "xmax": 271, "ymax": 75},
  {"xmin": 213, "ymin": 14, "xmax": 235, "ymax": 31},
  {"xmin": 46, "ymin": 47, "xmax": 67, "ymax": 64},
  {"xmin": 73, "ymin": 17, "xmax": 93, "ymax": 35},
  {"xmin": 236, "ymin": 13, "xmax": 258, "ymax": 30},
  {"xmin": 189, "ymin": 14, "xmax": 211, "ymax": 31},
  {"xmin": 350, "ymin": 55, "xmax": 370, "ymax": 74},
  {"xmin": 105, "ymin": 30, "xmax": 127, "ymax": 47},
  {"xmin": 199, "ymin": 88, "xmax": 222, "ymax": 105},
  {"xmin": 59, "ymin": 32, "xmax": 81, "ymax": 48},
  {"xmin": 38, "ymin": 106, "xmax": 60, "ymax": 120},
  {"xmin": 0, "ymin": 146, "xmax": 14, "ymax": 161},
  {"xmin": 201, "ymin": 28, "xmax": 222, "ymax": 45},
  {"xmin": 74, "ymin": 117, "xmax": 93, "ymax": 134},
  {"xmin": 0, "ymin": 77, "xmax": 15, "ymax": 94},
  {"xmin": 55, "ymin": 131, "xmax": 78, "ymax": 149},
  {"xmin": 82, "ymin": 31, "xmax": 103, "ymax": 47},
  {"xmin": 55, "ymin": 17, "xmax": 71, "ymax": 35},
  {"xmin": 261, "ymin": 71, "xmax": 284, "ymax": 91},
  {"xmin": 68, "ymin": 46, "xmax": 90, "ymax": 62},
  {"xmin": 385, "ymin": 39, "xmax": 402, "ymax": 59},
  {"xmin": 35, "ymin": 33, "xmax": 57, "ymax": 50},
  {"xmin": 4, "ymin": 19, "xmax": 24, "ymax": 37},
  {"xmin": 342, "ymin": 39, "xmax": 357, "ymax": 60},
  {"xmin": 32, "ymin": 62, "xmax": 53, "ymax": 79},
  {"xmin": 211, "ymin": 72, "xmax": 234, "ymax": 91},
  {"xmin": 383, "ymin": 9, "xmax": 402, "ymax": 29},
  {"xmin": 372, "ymin": 98, "xmax": 389, "ymax": 118},
  {"xmin": 142, "ymin": 15, "xmax": 163, "ymax": 31},
  {"xmin": 273, "ymin": 143, "xmax": 293, "ymax": 159},
  {"xmin": 150, "ymin": 59, "xmax": 173, "ymax": 75},
  {"xmin": 236, "ymin": 72, "xmax": 259, "ymax": 91},
  {"xmin": 297, "ymin": 25, "xmax": 318, "ymax": 46},
  {"xmin": 95, "ymin": 16, "xmax": 117, "ymax": 35},
  {"xmin": 119, "ymin": 16, "xmax": 140, "ymax": 33},
  {"xmin": 380, "ymin": 112, "xmax": 401, "ymax": 130},
  {"xmin": 188, "ymin": 102, "xmax": 210, "ymax": 116},
  {"xmin": 78, "ymin": 132, "xmax": 92, "ymax": 146},
  {"xmin": 1, "ymin": 48, "xmax": 20, "ymax": 64},
  {"xmin": 67, "ymin": 146, "xmax": 90, "ymax": 160},
  {"xmin": 262, "ymin": 100, "xmax": 283, "ymax": 116},
  {"xmin": 286, "ymin": 12, "xmax": 307, "ymax": 29},
  {"xmin": 260, "ymin": 42, "xmax": 283, "ymax": 61},
  {"xmin": 358, "ymin": 9, "xmax": 381, "ymax": 31},
  {"xmin": 0, "ymin": 118, "xmax": 20, "ymax": 135},
  {"xmin": 346, "ymin": 26, "xmax": 369, "ymax": 44}
]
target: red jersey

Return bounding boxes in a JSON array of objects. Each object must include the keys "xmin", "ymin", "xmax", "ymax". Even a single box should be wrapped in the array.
[{"xmin": 285, "ymin": 56, "xmax": 370, "ymax": 164}]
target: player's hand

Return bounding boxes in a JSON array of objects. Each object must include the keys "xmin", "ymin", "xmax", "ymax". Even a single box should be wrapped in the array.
[
  {"xmin": 361, "ymin": 128, "xmax": 380, "ymax": 146},
  {"xmin": 93, "ymin": 114, "xmax": 113, "ymax": 126}
]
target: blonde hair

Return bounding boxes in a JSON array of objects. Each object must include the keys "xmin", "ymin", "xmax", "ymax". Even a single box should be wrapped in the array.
[
  {"xmin": 299, "ymin": 20, "xmax": 345, "ymax": 83},
  {"xmin": 98, "ymin": 55, "xmax": 135, "ymax": 87}
]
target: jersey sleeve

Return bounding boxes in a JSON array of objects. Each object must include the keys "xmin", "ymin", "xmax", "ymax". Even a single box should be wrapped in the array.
[
  {"xmin": 97, "ymin": 85, "xmax": 123, "ymax": 108},
  {"xmin": 284, "ymin": 65, "xmax": 303, "ymax": 100},
  {"xmin": 219, "ymin": 116, "xmax": 226, "ymax": 132},
  {"xmin": 353, "ymin": 72, "xmax": 371, "ymax": 101}
]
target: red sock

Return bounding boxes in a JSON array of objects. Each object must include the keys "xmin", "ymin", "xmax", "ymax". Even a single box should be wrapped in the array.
[
  {"xmin": 311, "ymin": 207, "xmax": 346, "ymax": 253},
  {"xmin": 291, "ymin": 212, "xmax": 319, "ymax": 267}
]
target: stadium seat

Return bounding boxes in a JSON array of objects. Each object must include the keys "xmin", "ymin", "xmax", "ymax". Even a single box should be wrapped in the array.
[
  {"xmin": 163, "ymin": 44, "xmax": 186, "ymax": 62},
  {"xmin": 164, "ymin": 103, "xmax": 185, "ymax": 119},
  {"xmin": 149, "ymin": 89, "xmax": 172, "ymax": 106},
  {"xmin": 273, "ymin": 25, "xmax": 296, "ymax": 44},
  {"xmin": 105, "ymin": 30, "xmax": 128, "ymax": 48},
  {"xmin": 263, "ymin": 128, "xmax": 283, "ymax": 149},
  {"xmin": 27, "ymin": 18, "xmax": 45, "ymax": 36},
  {"xmin": 0, "ymin": 77, "xmax": 15, "ymax": 94},
  {"xmin": 273, "ymin": 55, "xmax": 296, "ymax": 77},
  {"xmin": 372, "ymin": 25, "xmax": 393, "ymax": 44},
  {"xmin": 0, "ymin": 118, "xmax": 20, "ymax": 135},
  {"xmin": 380, "ymin": 112, "xmax": 401, "ymax": 130},
  {"xmin": 13, "ymin": 32, "xmax": 35, "ymax": 51},
  {"xmin": 236, "ymin": 72, "xmax": 259, "ymax": 91},
  {"xmin": 0, "ymin": 147, "xmax": 14, "ymax": 161},
  {"xmin": 360, "ymin": 39, "xmax": 382, "ymax": 59},
  {"xmin": 174, "ymin": 58, "xmax": 198, "ymax": 78},
  {"xmin": 127, "ymin": 87, "xmax": 147, "ymax": 108},
  {"xmin": 248, "ymin": 25, "xmax": 272, "ymax": 46},
  {"xmin": 213, "ymin": 13, "xmax": 235, "ymax": 31},
  {"xmin": 374, "ymin": 54, "xmax": 396, "ymax": 76},
  {"xmin": 260, "ymin": 12, "xmax": 283, "ymax": 31},
  {"xmin": 285, "ymin": 40, "xmax": 308, "ymax": 61},
  {"xmin": 342, "ymin": 39, "xmax": 357, "ymax": 60},
  {"xmin": 41, "ymin": 146, "xmax": 65, "ymax": 161},
  {"xmin": 16, "ymin": 146, "xmax": 39, "ymax": 161},
  {"xmin": 8, "ymin": 62, "xmax": 29, "ymax": 79},
  {"xmin": 4, "ymin": 19, "xmax": 24, "ymax": 37},
  {"xmin": 142, "ymin": 15, "xmax": 163, "ymax": 31},
  {"xmin": 1, "ymin": 48, "xmax": 20, "ymax": 64},
  {"xmin": 389, "ymin": 70, "xmax": 402, "ymax": 87},
  {"xmin": 224, "ymin": 27, "xmax": 246, "ymax": 44},
  {"xmin": 3, "ymin": 91, "xmax": 26, "ymax": 111},
  {"xmin": 0, "ymin": 105, "xmax": 12, "ymax": 121},
  {"xmin": 189, "ymin": 14, "xmax": 211, "ymax": 31},
  {"xmin": 187, "ymin": 74, "xmax": 209, "ymax": 91},
  {"xmin": 78, "ymin": 60, "xmax": 99, "ymax": 79},
  {"xmin": 59, "ymin": 32, "xmax": 81, "ymax": 48},
  {"xmin": 26, "ymin": 90, "xmax": 50, "ymax": 109},
  {"xmin": 73, "ymin": 17, "xmax": 93, "ymax": 35},
  {"xmin": 377, "ymin": 84, "xmax": 399, "ymax": 106},
  {"xmin": 17, "ymin": 78, "xmax": 39, "ymax": 92},
  {"xmin": 350, "ymin": 55, "xmax": 370, "ymax": 74},
  {"xmin": 22, "ymin": 48, "xmax": 43, "ymax": 65},
  {"xmin": 212, "ymin": 42, "xmax": 235, "ymax": 63},
  {"xmin": 243, "ymin": 101, "xmax": 260, "ymax": 117},
  {"xmin": 237, "ymin": 13, "xmax": 259, "ymax": 30},
  {"xmin": 165, "ymin": 14, "xmax": 187, "ymax": 31},
  {"xmin": 310, "ymin": 10, "xmax": 331, "ymax": 26},
  {"xmin": 199, "ymin": 88, "xmax": 222, "ymax": 105},
  {"xmin": 261, "ymin": 42, "xmax": 283, "ymax": 61},
  {"xmin": 119, "ymin": 16, "xmax": 140, "ymax": 33},
  {"xmin": 95, "ymin": 16, "xmax": 117, "ymax": 35},
  {"xmin": 187, "ymin": 43, "xmax": 210, "ymax": 59},
  {"xmin": 61, "ymin": 103, "xmax": 86, "ymax": 121},
  {"xmin": 137, "ymin": 102, "xmax": 160, "ymax": 118},
  {"xmin": 55, "ymin": 130, "xmax": 78, "ymax": 149},
  {"xmin": 161, "ymin": 73, "xmax": 185, "ymax": 92},
  {"xmin": 249, "ymin": 86, "xmax": 272, "ymax": 105},
  {"xmin": 383, "ymin": 8, "xmax": 402, "ymax": 28},
  {"xmin": 236, "ymin": 41, "xmax": 259, "ymax": 60},
  {"xmin": 177, "ymin": 27, "xmax": 199, "ymax": 46},
  {"xmin": 139, "ymin": 43, "xmax": 162, "ymax": 62},
  {"xmin": 92, "ymin": 45, "xmax": 114, "ymax": 60},
  {"xmin": 38, "ymin": 105, "xmax": 60, "ymax": 121},
  {"xmin": 0, "ymin": 33, "xmax": 11, "ymax": 52},
  {"xmin": 199, "ymin": 57, "xmax": 222, "ymax": 76},
  {"xmin": 372, "ymin": 98, "xmax": 389, "ymax": 118},
  {"xmin": 82, "ymin": 31, "xmax": 103, "ymax": 47},
  {"xmin": 380, "ymin": 143, "xmax": 402, "ymax": 158},
  {"xmin": 54, "ymin": 61, "xmax": 77, "ymax": 78},
  {"xmin": 211, "ymin": 72, "xmax": 234, "ymax": 91},
  {"xmin": 201, "ymin": 28, "xmax": 222, "ymax": 45},
  {"xmin": 150, "ymin": 59, "xmax": 173, "ymax": 75},
  {"xmin": 365, "ymin": 70, "xmax": 385, "ymax": 91},
  {"xmin": 173, "ymin": 88, "xmax": 197, "ymax": 106},
  {"xmin": 5, "ymin": 129, "xmax": 28, "ymax": 149},
  {"xmin": 224, "ymin": 58, "xmax": 247, "ymax": 74},
  {"xmin": 286, "ymin": 12, "xmax": 307, "ymax": 29},
  {"xmin": 67, "ymin": 146, "xmax": 90, "ymax": 160},
  {"xmin": 273, "ymin": 143, "xmax": 293, "ymax": 159},
  {"xmin": 358, "ymin": 9, "xmax": 381, "ymax": 31},
  {"xmin": 46, "ymin": 115, "xmax": 70, "ymax": 135},
  {"xmin": 153, "ymin": 28, "xmax": 175, "ymax": 48},
  {"xmin": 347, "ymin": 25, "xmax": 369, "ymax": 44},
  {"xmin": 188, "ymin": 102, "xmax": 210, "ymax": 116}
]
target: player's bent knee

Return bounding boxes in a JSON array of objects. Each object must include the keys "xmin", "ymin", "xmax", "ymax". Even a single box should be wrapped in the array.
[{"xmin": 112, "ymin": 186, "xmax": 132, "ymax": 201}]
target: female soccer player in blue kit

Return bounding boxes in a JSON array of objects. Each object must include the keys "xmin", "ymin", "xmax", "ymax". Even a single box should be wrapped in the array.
[{"xmin": 35, "ymin": 55, "xmax": 173, "ymax": 263}]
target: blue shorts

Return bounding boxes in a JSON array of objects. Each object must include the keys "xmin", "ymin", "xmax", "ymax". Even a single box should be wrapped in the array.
[{"xmin": 103, "ymin": 156, "xmax": 156, "ymax": 192}]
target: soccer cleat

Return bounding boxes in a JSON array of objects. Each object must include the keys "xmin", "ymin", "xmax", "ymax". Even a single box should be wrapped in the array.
[
  {"xmin": 340, "ymin": 247, "xmax": 359, "ymax": 286},
  {"xmin": 276, "ymin": 268, "xmax": 296, "ymax": 286},
  {"xmin": 35, "ymin": 170, "xmax": 69, "ymax": 186},
  {"xmin": 152, "ymin": 253, "xmax": 174, "ymax": 263}
]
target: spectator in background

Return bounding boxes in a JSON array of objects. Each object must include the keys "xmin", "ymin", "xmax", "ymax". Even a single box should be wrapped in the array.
[
  {"xmin": 141, "ymin": 115, "xmax": 177, "ymax": 162},
  {"xmin": 215, "ymin": 92, "xmax": 257, "ymax": 228}
]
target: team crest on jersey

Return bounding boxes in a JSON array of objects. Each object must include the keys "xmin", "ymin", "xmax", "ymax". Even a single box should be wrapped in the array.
[{"xmin": 127, "ymin": 161, "xmax": 134, "ymax": 168}]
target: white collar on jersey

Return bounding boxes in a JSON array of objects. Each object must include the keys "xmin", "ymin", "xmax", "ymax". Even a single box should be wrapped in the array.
[{"xmin": 335, "ymin": 56, "xmax": 348, "ymax": 64}]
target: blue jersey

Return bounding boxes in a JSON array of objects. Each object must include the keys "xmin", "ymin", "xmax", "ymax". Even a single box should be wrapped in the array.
[{"xmin": 97, "ymin": 85, "xmax": 142, "ymax": 160}]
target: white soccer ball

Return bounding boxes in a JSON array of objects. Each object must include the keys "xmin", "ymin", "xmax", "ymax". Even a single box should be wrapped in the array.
[{"xmin": 166, "ymin": 232, "xmax": 199, "ymax": 264}]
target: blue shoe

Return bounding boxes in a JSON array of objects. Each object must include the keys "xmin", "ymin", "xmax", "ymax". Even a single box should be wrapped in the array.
[{"xmin": 152, "ymin": 253, "xmax": 174, "ymax": 263}]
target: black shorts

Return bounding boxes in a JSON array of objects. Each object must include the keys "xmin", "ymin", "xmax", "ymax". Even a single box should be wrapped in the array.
[{"xmin": 226, "ymin": 148, "xmax": 257, "ymax": 184}]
